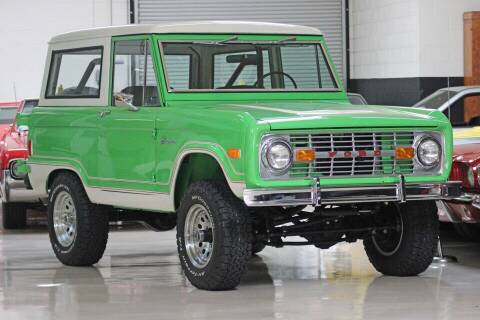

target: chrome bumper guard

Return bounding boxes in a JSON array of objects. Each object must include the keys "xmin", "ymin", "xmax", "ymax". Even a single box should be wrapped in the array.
[
  {"xmin": 243, "ymin": 177, "xmax": 462, "ymax": 207},
  {"xmin": 451, "ymin": 192, "xmax": 480, "ymax": 210},
  {"xmin": 0, "ymin": 170, "xmax": 41, "ymax": 203}
]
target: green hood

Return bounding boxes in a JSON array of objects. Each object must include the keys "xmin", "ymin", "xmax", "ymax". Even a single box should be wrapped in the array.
[{"xmin": 203, "ymin": 100, "xmax": 447, "ymax": 130}]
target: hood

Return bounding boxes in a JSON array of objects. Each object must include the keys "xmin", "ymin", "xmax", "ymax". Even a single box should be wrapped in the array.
[
  {"xmin": 207, "ymin": 101, "xmax": 445, "ymax": 130},
  {"xmin": 453, "ymin": 143, "xmax": 480, "ymax": 164}
]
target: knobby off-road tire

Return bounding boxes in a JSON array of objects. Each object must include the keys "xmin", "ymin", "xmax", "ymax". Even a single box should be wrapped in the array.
[
  {"xmin": 48, "ymin": 172, "xmax": 109, "ymax": 266},
  {"xmin": 364, "ymin": 201, "xmax": 438, "ymax": 276},
  {"xmin": 252, "ymin": 241, "xmax": 266, "ymax": 255},
  {"xmin": 453, "ymin": 223, "xmax": 480, "ymax": 242},
  {"xmin": 2, "ymin": 202, "xmax": 27, "ymax": 229},
  {"xmin": 176, "ymin": 180, "xmax": 252, "ymax": 290}
]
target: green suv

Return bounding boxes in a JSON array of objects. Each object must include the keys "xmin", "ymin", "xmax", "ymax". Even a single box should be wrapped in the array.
[{"xmin": 26, "ymin": 21, "xmax": 460, "ymax": 290}]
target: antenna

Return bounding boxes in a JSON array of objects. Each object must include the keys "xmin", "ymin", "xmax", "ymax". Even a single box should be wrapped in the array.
[{"xmin": 13, "ymin": 82, "xmax": 18, "ymax": 102}]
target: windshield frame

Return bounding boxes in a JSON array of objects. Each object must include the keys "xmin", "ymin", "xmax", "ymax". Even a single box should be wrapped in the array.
[{"xmin": 158, "ymin": 38, "xmax": 341, "ymax": 94}]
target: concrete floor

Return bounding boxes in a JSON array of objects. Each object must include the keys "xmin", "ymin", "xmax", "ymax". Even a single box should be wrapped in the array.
[{"xmin": 1, "ymin": 223, "xmax": 480, "ymax": 320}]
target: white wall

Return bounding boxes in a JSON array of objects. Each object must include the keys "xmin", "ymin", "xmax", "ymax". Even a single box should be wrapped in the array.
[
  {"xmin": 0, "ymin": 0, "xmax": 128, "ymax": 101},
  {"xmin": 350, "ymin": 0, "xmax": 480, "ymax": 80},
  {"xmin": 349, "ymin": 0, "xmax": 420, "ymax": 79},
  {"xmin": 418, "ymin": 0, "xmax": 480, "ymax": 77}
]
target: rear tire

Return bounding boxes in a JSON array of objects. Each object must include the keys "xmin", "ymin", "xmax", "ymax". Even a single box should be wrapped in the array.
[
  {"xmin": 48, "ymin": 172, "xmax": 109, "ymax": 266},
  {"xmin": 453, "ymin": 223, "xmax": 480, "ymax": 242},
  {"xmin": 1, "ymin": 202, "xmax": 27, "ymax": 229},
  {"xmin": 176, "ymin": 180, "xmax": 251, "ymax": 290},
  {"xmin": 364, "ymin": 201, "xmax": 438, "ymax": 276}
]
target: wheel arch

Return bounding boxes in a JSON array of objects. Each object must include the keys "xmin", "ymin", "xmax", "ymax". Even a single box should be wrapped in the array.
[
  {"xmin": 46, "ymin": 168, "xmax": 87, "ymax": 197},
  {"xmin": 171, "ymin": 150, "xmax": 245, "ymax": 210}
]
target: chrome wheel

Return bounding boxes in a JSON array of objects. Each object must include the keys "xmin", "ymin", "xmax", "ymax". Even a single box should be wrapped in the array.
[
  {"xmin": 184, "ymin": 204, "xmax": 214, "ymax": 269},
  {"xmin": 53, "ymin": 191, "xmax": 77, "ymax": 247}
]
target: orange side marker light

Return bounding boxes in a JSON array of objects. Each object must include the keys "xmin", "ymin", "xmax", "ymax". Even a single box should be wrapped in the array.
[{"xmin": 227, "ymin": 148, "xmax": 241, "ymax": 159}]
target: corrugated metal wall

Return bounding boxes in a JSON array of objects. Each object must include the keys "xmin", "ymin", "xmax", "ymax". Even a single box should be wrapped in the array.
[{"xmin": 135, "ymin": 0, "xmax": 346, "ymax": 82}]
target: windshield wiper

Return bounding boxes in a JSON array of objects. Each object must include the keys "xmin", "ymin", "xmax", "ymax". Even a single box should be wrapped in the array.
[
  {"xmin": 275, "ymin": 37, "xmax": 297, "ymax": 43},
  {"xmin": 193, "ymin": 36, "xmax": 241, "ymax": 46},
  {"xmin": 217, "ymin": 36, "xmax": 238, "ymax": 44}
]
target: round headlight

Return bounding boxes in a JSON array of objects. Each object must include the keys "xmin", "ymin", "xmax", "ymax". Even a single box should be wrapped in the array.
[
  {"xmin": 416, "ymin": 137, "xmax": 441, "ymax": 167},
  {"xmin": 467, "ymin": 167, "xmax": 475, "ymax": 187},
  {"xmin": 10, "ymin": 160, "xmax": 26, "ymax": 180},
  {"xmin": 263, "ymin": 140, "xmax": 292, "ymax": 173}
]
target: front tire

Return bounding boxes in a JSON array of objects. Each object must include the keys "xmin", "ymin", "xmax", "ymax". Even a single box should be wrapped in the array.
[
  {"xmin": 2, "ymin": 202, "xmax": 27, "ymax": 229},
  {"xmin": 176, "ymin": 181, "xmax": 251, "ymax": 290},
  {"xmin": 48, "ymin": 172, "xmax": 109, "ymax": 266},
  {"xmin": 364, "ymin": 201, "xmax": 438, "ymax": 276}
]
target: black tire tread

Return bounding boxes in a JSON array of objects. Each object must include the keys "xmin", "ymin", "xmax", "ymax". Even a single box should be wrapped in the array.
[
  {"xmin": 48, "ymin": 172, "xmax": 108, "ymax": 266},
  {"xmin": 2, "ymin": 202, "xmax": 27, "ymax": 229},
  {"xmin": 177, "ymin": 180, "xmax": 251, "ymax": 290},
  {"xmin": 364, "ymin": 201, "xmax": 438, "ymax": 276}
]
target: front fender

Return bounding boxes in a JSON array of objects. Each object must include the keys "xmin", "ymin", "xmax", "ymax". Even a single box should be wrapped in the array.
[{"xmin": 172, "ymin": 141, "xmax": 245, "ymax": 198}]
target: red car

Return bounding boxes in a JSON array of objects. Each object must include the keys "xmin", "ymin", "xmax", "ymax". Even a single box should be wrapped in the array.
[
  {"xmin": 0, "ymin": 99, "xmax": 41, "ymax": 229},
  {"xmin": 438, "ymin": 142, "xmax": 480, "ymax": 240},
  {"xmin": 0, "ymin": 101, "xmax": 21, "ymax": 140}
]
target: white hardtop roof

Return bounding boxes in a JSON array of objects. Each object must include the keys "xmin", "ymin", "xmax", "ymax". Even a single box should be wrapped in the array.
[{"xmin": 50, "ymin": 21, "xmax": 322, "ymax": 43}]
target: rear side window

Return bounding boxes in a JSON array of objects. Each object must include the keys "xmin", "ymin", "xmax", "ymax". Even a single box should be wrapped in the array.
[{"xmin": 46, "ymin": 47, "xmax": 103, "ymax": 98}]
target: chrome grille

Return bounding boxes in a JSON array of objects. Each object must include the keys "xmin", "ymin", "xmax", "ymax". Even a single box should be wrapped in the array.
[{"xmin": 289, "ymin": 132, "xmax": 415, "ymax": 178}]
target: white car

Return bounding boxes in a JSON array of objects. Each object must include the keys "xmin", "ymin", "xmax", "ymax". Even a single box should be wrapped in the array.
[{"xmin": 414, "ymin": 86, "xmax": 480, "ymax": 125}]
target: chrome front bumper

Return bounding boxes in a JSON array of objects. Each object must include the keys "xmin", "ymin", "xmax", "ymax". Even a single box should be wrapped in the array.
[
  {"xmin": 0, "ymin": 170, "xmax": 41, "ymax": 203},
  {"xmin": 451, "ymin": 192, "xmax": 480, "ymax": 210},
  {"xmin": 243, "ymin": 178, "xmax": 462, "ymax": 207}
]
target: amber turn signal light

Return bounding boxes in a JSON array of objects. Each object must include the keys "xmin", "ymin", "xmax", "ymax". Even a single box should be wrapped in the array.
[
  {"xmin": 227, "ymin": 148, "xmax": 241, "ymax": 159},
  {"xmin": 295, "ymin": 148, "xmax": 316, "ymax": 162},
  {"xmin": 395, "ymin": 146, "xmax": 414, "ymax": 159}
]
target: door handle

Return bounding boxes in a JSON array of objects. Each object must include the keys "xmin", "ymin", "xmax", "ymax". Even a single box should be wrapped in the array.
[{"xmin": 97, "ymin": 109, "xmax": 111, "ymax": 118}]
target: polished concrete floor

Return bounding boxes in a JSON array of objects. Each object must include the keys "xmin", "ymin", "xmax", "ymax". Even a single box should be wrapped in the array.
[{"xmin": 1, "ymin": 220, "xmax": 480, "ymax": 320}]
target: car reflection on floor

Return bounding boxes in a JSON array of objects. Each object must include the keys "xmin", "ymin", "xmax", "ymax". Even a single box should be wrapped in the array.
[{"xmin": 0, "ymin": 223, "xmax": 480, "ymax": 320}]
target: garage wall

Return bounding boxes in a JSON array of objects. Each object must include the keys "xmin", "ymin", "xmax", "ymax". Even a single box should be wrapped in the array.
[
  {"xmin": 135, "ymin": 0, "xmax": 347, "ymax": 83},
  {"xmin": 0, "ymin": 0, "xmax": 128, "ymax": 101},
  {"xmin": 349, "ymin": 0, "xmax": 480, "ymax": 106}
]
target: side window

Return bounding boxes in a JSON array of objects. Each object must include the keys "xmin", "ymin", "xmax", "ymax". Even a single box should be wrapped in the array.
[
  {"xmin": 21, "ymin": 100, "xmax": 38, "ymax": 115},
  {"xmin": 444, "ymin": 94, "xmax": 480, "ymax": 127},
  {"xmin": 112, "ymin": 40, "xmax": 159, "ymax": 107},
  {"xmin": 46, "ymin": 47, "xmax": 103, "ymax": 98}
]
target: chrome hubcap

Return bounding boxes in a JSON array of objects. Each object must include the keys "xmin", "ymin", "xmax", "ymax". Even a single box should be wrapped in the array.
[
  {"xmin": 184, "ymin": 204, "xmax": 214, "ymax": 269},
  {"xmin": 53, "ymin": 191, "xmax": 77, "ymax": 247}
]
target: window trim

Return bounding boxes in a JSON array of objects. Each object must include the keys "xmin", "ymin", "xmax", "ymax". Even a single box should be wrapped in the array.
[
  {"xmin": 45, "ymin": 46, "xmax": 104, "ymax": 99},
  {"xmin": 158, "ymin": 40, "xmax": 341, "ymax": 93}
]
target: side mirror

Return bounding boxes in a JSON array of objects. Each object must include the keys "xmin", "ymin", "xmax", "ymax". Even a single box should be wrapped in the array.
[
  {"xmin": 114, "ymin": 93, "xmax": 139, "ymax": 112},
  {"xmin": 17, "ymin": 125, "xmax": 29, "ymax": 134}
]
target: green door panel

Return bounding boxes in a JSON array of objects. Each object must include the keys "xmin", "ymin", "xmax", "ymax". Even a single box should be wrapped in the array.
[{"xmin": 97, "ymin": 107, "xmax": 157, "ymax": 188}]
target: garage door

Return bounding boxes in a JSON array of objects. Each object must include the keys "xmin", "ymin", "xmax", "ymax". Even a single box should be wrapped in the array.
[{"xmin": 135, "ymin": 0, "xmax": 346, "ymax": 83}]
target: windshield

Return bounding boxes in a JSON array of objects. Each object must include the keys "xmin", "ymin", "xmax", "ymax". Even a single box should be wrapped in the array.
[
  {"xmin": 160, "ymin": 41, "xmax": 338, "ymax": 92},
  {"xmin": 413, "ymin": 89, "xmax": 458, "ymax": 109},
  {"xmin": 0, "ymin": 107, "xmax": 18, "ymax": 124}
]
